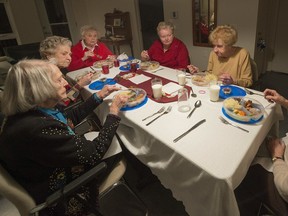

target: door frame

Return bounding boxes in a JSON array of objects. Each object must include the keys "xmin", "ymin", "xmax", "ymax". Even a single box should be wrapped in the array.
[{"xmin": 254, "ymin": 0, "xmax": 280, "ymax": 75}]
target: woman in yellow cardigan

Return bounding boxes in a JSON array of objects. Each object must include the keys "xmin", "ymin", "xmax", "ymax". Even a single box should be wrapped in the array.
[{"xmin": 188, "ymin": 25, "xmax": 253, "ymax": 87}]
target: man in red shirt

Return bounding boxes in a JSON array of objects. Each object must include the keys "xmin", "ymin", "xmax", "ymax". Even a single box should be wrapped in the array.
[
  {"xmin": 68, "ymin": 25, "xmax": 115, "ymax": 71},
  {"xmin": 141, "ymin": 21, "xmax": 190, "ymax": 70}
]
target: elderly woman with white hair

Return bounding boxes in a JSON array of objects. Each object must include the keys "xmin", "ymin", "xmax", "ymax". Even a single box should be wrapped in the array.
[
  {"xmin": 68, "ymin": 25, "xmax": 115, "ymax": 71},
  {"xmin": 40, "ymin": 36, "xmax": 93, "ymax": 106},
  {"xmin": 0, "ymin": 59, "xmax": 128, "ymax": 215},
  {"xmin": 140, "ymin": 21, "xmax": 190, "ymax": 70}
]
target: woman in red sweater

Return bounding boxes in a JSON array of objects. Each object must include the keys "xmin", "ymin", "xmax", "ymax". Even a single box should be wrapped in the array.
[{"xmin": 68, "ymin": 25, "xmax": 115, "ymax": 71}]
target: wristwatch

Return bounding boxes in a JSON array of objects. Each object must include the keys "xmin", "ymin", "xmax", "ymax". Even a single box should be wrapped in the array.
[{"xmin": 272, "ymin": 156, "xmax": 284, "ymax": 163}]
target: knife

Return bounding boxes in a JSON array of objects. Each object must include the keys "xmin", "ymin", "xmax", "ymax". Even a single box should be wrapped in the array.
[{"xmin": 173, "ymin": 119, "xmax": 206, "ymax": 143}]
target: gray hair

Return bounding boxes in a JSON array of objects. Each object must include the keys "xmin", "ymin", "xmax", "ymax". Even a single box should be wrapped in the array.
[
  {"xmin": 80, "ymin": 25, "xmax": 98, "ymax": 37},
  {"xmin": 39, "ymin": 36, "xmax": 72, "ymax": 59},
  {"xmin": 1, "ymin": 59, "xmax": 59, "ymax": 116},
  {"xmin": 157, "ymin": 21, "xmax": 175, "ymax": 34}
]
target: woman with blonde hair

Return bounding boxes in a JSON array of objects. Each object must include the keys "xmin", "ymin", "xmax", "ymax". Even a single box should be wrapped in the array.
[
  {"xmin": 68, "ymin": 25, "xmax": 115, "ymax": 71},
  {"xmin": 141, "ymin": 21, "xmax": 190, "ymax": 70},
  {"xmin": 188, "ymin": 25, "xmax": 253, "ymax": 87},
  {"xmin": 0, "ymin": 59, "xmax": 128, "ymax": 215}
]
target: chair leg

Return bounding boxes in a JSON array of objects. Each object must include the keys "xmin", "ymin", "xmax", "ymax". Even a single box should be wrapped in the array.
[{"xmin": 99, "ymin": 178, "xmax": 149, "ymax": 216}]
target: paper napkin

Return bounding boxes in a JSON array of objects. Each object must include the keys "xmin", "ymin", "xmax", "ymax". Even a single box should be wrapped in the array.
[
  {"xmin": 129, "ymin": 74, "xmax": 152, "ymax": 84},
  {"xmin": 162, "ymin": 82, "xmax": 183, "ymax": 95}
]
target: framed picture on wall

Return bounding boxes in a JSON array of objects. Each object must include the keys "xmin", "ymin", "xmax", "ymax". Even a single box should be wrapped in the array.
[{"xmin": 113, "ymin": 18, "xmax": 121, "ymax": 26}]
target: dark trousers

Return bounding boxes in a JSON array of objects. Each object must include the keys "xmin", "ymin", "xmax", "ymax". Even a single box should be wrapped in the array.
[{"xmin": 235, "ymin": 164, "xmax": 288, "ymax": 216}]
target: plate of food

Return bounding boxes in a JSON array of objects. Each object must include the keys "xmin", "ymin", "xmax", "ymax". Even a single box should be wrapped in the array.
[
  {"xmin": 115, "ymin": 88, "xmax": 147, "ymax": 108},
  {"xmin": 219, "ymin": 85, "xmax": 246, "ymax": 99},
  {"xmin": 222, "ymin": 97, "xmax": 264, "ymax": 123},
  {"xmin": 140, "ymin": 61, "xmax": 160, "ymax": 71},
  {"xmin": 191, "ymin": 72, "xmax": 217, "ymax": 86},
  {"xmin": 93, "ymin": 60, "xmax": 114, "ymax": 69}
]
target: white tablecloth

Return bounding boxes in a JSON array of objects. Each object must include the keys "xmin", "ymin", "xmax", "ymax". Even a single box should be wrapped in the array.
[{"xmin": 67, "ymin": 65, "xmax": 283, "ymax": 216}]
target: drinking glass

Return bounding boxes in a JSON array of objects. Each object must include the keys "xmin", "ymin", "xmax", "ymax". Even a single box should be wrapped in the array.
[
  {"xmin": 209, "ymin": 81, "xmax": 220, "ymax": 102},
  {"xmin": 178, "ymin": 87, "xmax": 191, "ymax": 112},
  {"xmin": 151, "ymin": 78, "xmax": 162, "ymax": 100},
  {"xmin": 177, "ymin": 71, "xmax": 186, "ymax": 86},
  {"xmin": 102, "ymin": 64, "xmax": 110, "ymax": 74}
]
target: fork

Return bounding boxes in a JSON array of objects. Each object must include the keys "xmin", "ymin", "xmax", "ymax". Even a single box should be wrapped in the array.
[
  {"xmin": 219, "ymin": 116, "xmax": 249, "ymax": 133},
  {"xmin": 244, "ymin": 88, "xmax": 264, "ymax": 97},
  {"xmin": 142, "ymin": 106, "xmax": 165, "ymax": 121},
  {"xmin": 146, "ymin": 106, "xmax": 172, "ymax": 126}
]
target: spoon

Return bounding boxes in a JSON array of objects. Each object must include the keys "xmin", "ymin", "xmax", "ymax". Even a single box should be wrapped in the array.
[
  {"xmin": 191, "ymin": 87, "xmax": 197, "ymax": 97},
  {"xmin": 187, "ymin": 100, "xmax": 202, "ymax": 118}
]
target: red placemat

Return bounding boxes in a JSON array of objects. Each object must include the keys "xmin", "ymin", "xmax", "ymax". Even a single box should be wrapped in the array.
[{"xmin": 114, "ymin": 70, "xmax": 191, "ymax": 103}]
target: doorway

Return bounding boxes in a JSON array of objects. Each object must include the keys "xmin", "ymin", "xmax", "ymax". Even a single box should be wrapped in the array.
[{"xmin": 138, "ymin": 0, "xmax": 164, "ymax": 50}]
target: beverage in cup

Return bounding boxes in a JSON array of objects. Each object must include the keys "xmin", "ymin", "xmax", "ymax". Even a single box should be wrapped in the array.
[
  {"xmin": 114, "ymin": 59, "xmax": 120, "ymax": 67},
  {"xmin": 130, "ymin": 62, "xmax": 138, "ymax": 72},
  {"xmin": 151, "ymin": 78, "xmax": 162, "ymax": 100},
  {"xmin": 102, "ymin": 64, "xmax": 109, "ymax": 74},
  {"xmin": 209, "ymin": 81, "xmax": 220, "ymax": 102},
  {"xmin": 178, "ymin": 87, "xmax": 191, "ymax": 112},
  {"xmin": 177, "ymin": 71, "xmax": 186, "ymax": 86}
]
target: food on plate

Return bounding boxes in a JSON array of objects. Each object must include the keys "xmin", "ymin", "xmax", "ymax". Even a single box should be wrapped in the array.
[
  {"xmin": 223, "ymin": 97, "xmax": 263, "ymax": 122},
  {"xmin": 140, "ymin": 61, "xmax": 160, "ymax": 71},
  {"xmin": 116, "ymin": 88, "xmax": 147, "ymax": 107},
  {"xmin": 121, "ymin": 72, "xmax": 137, "ymax": 80},
  {"xmin": 191, "ymin": 72, "xmax": 217, "ymax": 86},
  {"xmin": 93, "ymin": 60, "xmax": 113, "ymax": 68},
  {"xmin": 222, "ymin": 87, "xmax": 232, "ymax": 95}
]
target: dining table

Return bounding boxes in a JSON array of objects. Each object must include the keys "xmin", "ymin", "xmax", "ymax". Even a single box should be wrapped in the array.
[{"xmin": 67, "ymin": 62, "xmax": 283, "ymax": 216}]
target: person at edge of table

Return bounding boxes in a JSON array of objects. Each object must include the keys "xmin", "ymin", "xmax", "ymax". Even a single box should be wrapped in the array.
[
  {"xmin": 140, "ymin": 21, "xmax": 190, "ymax": 70},
  {"xmin": 235, "ymin": 89, "xmax": 288, "ymax": 216},
  {"xmin": 67, "ymin": 25, "xmax": 116, "ymax": 71},
  {"xmin": 39, "ymin": 35, "xmax": 94, "ymax": 107},
  {"xmin": 187, "ymin": 25, "xmax": 253, "ymax": 87},
  {"xmin": 0, "ymin": 59, "xmax": 129, "ymax": 216}
]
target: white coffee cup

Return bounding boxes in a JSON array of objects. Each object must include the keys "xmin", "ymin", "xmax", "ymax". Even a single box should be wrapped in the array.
[
  {"xmin": 177, "ymin": 71, "xmax": 186, "ymax": 86},
  {"xmin": 209, "ymin": 84, "xmax": 220, "ymax": 102},
  {"xmin": 151, "ymin": 78, "xmax": 162, "ymax": 100}
]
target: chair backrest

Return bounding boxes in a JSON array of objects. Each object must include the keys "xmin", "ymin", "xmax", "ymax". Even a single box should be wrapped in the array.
[
  {"xmin": 250, "ymin": 58, "xmax": 259, "ymax": 82},
  {"xmin": 3, "ymin": 43, "xmax": 41, "ymax": 64},
  {"xmin": 0, "ymin": 165, "xmax": 36, "ymax": 216},
  {"xmin": 99, "ymin": 159, "xmax": 126, "ymax": 194}
]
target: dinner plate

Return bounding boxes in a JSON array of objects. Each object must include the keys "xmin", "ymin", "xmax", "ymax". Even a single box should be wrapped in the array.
[
  {"xmin": 121, "ymin": 96, "xmax": 148, "ymax": 111},
  {"xmin": 140, "ymin": 61, "xmax": 160, "ymax": 71},
  {"xmin": 115, "ymin": 88, "xmax": 147, "ymax": 108},
  {"xmin": 219, "ymin": 85, "xmax": 246, "ymax": 99},
  {"xmin": 119, "ymin": 64, "xmax": 139, "ymax": 71},
  {"xmin": 88, "ymin": 78, "xmax": 117, "ymax": 90},
  {"xmin": 93, "ymin": 60, "xmax": 113, "ymax": 69},
  {"xmin": 222, "ymin": 97, "xmax": 264, "ymax": 124},
  {"xmin": 222, "ymin": 107, "xmax": 263, "ymax": 124}
]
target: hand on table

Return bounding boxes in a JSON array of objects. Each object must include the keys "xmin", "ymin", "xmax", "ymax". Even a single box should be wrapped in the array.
[
  {"xmin": 219, "ymin": 73, "xmax": 234, "ymax": 85},
  {"xmin": 97, "ymin": 85, "xmax": 121, "ymax": 99},
  {"xmin": 264, "ymin": 88, "xmax": 287, "ymax": 105},
  {"xmin": 77, "ymin": 72, "xmax": 93, "ymax": 87},
  {"xmin": 109, "ymin": 93, "xmax": 130, "ymax": 116},
  {"xmin": 187, "ymin": 64, "xmax": 199, "ymax": 74}
]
